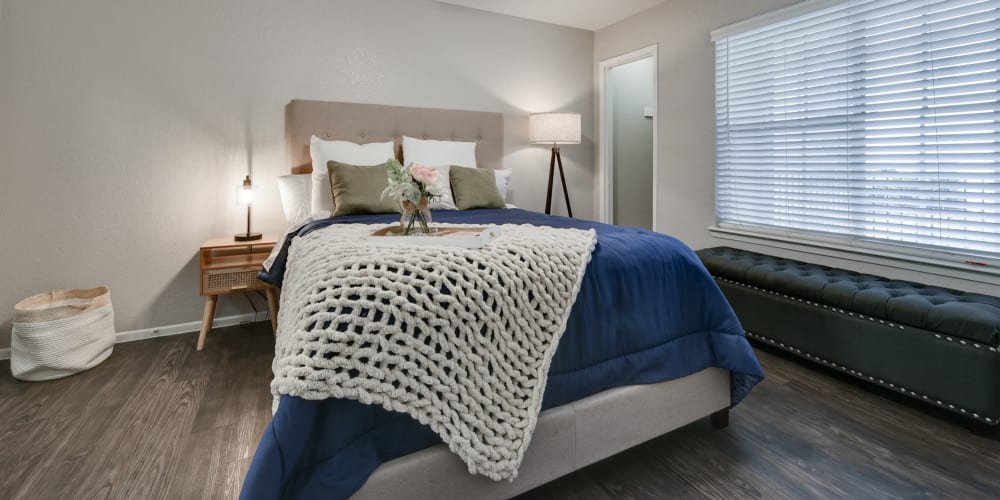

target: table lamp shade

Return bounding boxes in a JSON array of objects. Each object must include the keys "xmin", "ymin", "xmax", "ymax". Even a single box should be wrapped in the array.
[
  {"xmin": 235, "ymin": 174, "xmax": 262, "ymax": 241},
  {"xmin": 529, "ymin": 113, "xmax": 581, "ymax": 144},
  {"xmin": 236, "ymin": 175, "xmax": 258, "ymax": 205}
]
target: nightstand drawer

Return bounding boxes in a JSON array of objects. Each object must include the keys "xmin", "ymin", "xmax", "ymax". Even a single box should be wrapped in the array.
[{"xmin": 202, "ymin": 267, "xmax": 267, "ymax": 295}]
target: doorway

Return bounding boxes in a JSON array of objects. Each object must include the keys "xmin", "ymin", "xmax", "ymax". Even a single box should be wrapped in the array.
[{"xmin": 598, "ymin": 45, "xmax": 658, "ymax": 230}]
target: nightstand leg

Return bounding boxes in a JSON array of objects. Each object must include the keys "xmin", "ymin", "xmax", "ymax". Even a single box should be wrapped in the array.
[
  {"xmin": 197, "ymin": 295, "xmax": 219, "ymax": 351},
  {"xmin": 265, "ymin": 288, "xmax": 279, "ymax": 337}
]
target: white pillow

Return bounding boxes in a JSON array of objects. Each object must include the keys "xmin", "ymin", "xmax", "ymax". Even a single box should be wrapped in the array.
[
  {"xmin": 309, "ymin": 135, "xmax": 395, "ymax": 213},
  {"xmin": 402, "ymin": 136, "xmax": 477, "ymax": 168},
  {"xmin": 426, "ymin": 165, "xmax": 457, "ymax": 210},
  {"xmin": 276, "ymin": 174, "xmax": 312, "ymax": 226},
  {"xmin": 494, "ymin": 169, "xmax": 513, "ymax": 200}
]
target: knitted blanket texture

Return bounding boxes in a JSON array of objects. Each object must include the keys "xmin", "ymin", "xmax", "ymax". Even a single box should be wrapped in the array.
[{"xmin": 271, "ymin": 223, "xmax": 597, "ymax": 480}]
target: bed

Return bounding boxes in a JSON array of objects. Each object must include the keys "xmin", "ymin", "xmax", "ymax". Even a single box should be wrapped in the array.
[{"xmin": 239, "ymin": 100, "xmax": 763, "ymax": 500}]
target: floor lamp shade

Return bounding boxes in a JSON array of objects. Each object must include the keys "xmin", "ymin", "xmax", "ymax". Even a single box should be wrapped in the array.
[
  {"xmin": 529, "ymin": 113, "xmax": 580, "ymax": 217},
  {"xmin": 529, "ymin": 113, "xmax": 581, "ymax": 144}
]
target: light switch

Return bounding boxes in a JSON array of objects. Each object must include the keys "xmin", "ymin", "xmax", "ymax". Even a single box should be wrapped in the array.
[{"xmin": 644, "ymin": 106, "xmax": 655, "ymax": 118}]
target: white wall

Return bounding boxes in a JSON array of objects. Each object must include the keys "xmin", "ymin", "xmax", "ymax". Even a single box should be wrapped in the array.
[
  {"xmin": 609, "ymin": 57, "xmax": 654, "ymax": 229},
  {"xmin": 0, "ymin": 0, "xmax": 595, "ymax": 345},
  {"xmin": 595, "ymin": 0, "xmax": 999, "ymax": 295}
]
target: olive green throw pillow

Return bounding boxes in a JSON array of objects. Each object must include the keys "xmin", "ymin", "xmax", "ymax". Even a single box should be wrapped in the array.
[
  {"xmin": 327, "ymin": 161, "xmax": 399, "ymax": 216},
  {"xmin": 449, "ymin": 166, "xmax": 505, "ymax": 210}
]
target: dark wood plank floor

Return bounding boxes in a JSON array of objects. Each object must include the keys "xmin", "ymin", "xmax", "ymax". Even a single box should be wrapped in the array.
[{"xmin": 1, "ymin": 323, "xmax": 997, "ymax": 499}]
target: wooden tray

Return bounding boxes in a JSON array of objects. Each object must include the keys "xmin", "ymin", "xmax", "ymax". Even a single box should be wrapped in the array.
[{"xmin": 367, "ymin": 225, "xmax": 501, "ymax": 248}]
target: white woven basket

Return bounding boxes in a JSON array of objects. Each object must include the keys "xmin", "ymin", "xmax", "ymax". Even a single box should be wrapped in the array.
[{"xmin": 11, "ymin": 286, "xmax": 115, "ymax": 381}]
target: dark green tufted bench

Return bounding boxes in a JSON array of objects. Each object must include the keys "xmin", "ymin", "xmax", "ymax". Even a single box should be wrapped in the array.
[{"xmin": 697, "ymin": 246, "xmax": 1000, "ymax": 426}]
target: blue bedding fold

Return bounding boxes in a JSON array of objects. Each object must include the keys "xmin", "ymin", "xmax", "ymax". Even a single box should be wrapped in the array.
[{"xmin": 242, "ymin": 209, "xmax": 763, "ymax": 500}]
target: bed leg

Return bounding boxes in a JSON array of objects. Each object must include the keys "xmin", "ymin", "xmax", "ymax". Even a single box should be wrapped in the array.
[{"xmin": 710, "ymin": 408, "xmax": 730, "ymax": 429}]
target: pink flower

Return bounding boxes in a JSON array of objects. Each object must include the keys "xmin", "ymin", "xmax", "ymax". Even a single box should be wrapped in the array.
[{"xmin": 408, "ymin": 163, "xmax": 439, "ymax": 186}]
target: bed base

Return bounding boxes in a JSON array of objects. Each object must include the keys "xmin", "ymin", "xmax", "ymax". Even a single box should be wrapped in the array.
[{"xmin": 353, "ymin": 367, "xmax": 731, "ymax": 500}]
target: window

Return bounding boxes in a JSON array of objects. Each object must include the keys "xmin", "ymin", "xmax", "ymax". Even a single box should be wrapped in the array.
[{"xmin": 714, "ymin": 0, "xmax": 1000, "ymax": 259}]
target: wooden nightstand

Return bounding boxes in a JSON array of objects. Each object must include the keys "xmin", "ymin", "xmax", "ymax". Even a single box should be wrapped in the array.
[{"xmin": 198, "ymin": 236, "xmax": 279, "ymax": 350}]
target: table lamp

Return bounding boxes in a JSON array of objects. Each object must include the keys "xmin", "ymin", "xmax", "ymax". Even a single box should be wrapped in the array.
[
  {"xmin": 235, "ymin": 175, "xmax": 262, "ymax": 241},
  {"xmin": 529, "ymin": 112, "xmax": 580, "ymax": 217}
]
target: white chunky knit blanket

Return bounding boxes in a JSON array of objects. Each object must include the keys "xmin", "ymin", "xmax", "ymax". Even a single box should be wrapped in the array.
[{"xmin": 271, "ymin": 223, "xmax": 597, "ymax": 481}]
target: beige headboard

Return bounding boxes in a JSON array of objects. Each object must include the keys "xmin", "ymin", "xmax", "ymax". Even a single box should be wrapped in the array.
[{"xmin": 286, "ymin": 99, "xmax": 504, "ymax": 174}]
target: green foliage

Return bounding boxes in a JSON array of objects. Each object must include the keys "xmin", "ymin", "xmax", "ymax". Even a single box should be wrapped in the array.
[{"xmin": 381, "ymin": 159, "xmax": 439, "ymax": 207}]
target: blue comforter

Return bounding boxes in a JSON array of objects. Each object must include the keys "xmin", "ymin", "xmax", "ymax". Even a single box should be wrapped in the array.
[{"xmin": 242, "ymin": 209, "xmax": 763, "ymax": 500}]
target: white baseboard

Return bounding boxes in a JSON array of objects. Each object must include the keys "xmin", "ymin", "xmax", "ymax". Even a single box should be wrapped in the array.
[
  {"xmin": 0, "ymin": 311, "xmax": 267, "ymax": 361},
  {"xmin": 114, "ymin": 312, "xmax": 263, "ymax": 344}
]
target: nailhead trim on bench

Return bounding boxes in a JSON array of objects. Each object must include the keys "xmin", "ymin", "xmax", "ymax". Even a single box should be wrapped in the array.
[
  {"xmin": 713, "ymin": 276, "xmax": 999, "ymax": 353},
  {"xmin": 745, "ymin": 330, "xmax": 997, "ymax": 425},
  {"xmin": 708, "ymin": 275, "xmax": 999, "ymax": 424}
]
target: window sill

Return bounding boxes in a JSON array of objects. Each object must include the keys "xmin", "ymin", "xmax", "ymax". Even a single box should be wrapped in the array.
[{"xmin": 707, "ymin": 225, "xmax": 1000, "ymax": 286}]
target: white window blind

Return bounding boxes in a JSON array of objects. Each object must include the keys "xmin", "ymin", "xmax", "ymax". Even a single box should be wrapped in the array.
[{"xmin": 715, "ymin": 0, "xmax": 1000, "ymax": 259}]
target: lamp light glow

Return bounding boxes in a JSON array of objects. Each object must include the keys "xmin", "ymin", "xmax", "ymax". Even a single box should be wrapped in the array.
[{"xmin": 237, "ymin": 176, "xmax": 258, "ymax": 205}]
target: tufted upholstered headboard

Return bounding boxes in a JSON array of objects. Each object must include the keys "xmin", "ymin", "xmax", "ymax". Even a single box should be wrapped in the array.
[{"xmin": 286, "ymin": 99, "xmax": 504, "ymax": 174}]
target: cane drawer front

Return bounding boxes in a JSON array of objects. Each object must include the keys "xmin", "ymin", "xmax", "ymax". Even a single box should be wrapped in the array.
[
  {"xmin": 198, "ymin": 237, "xmax": 276, "ymax": 296},
  {"xmin": 202, "ymin": 267, "xmax": 268, "ymax": 295}
]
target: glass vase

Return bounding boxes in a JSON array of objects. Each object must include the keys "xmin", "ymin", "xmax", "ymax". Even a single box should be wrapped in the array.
[{"xmin": 400, "ymin": 197, "xmax": 433, "ymax": 235}]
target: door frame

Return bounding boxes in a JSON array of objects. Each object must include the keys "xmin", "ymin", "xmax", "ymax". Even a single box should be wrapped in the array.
[{"xmin": 597, "ymin": 44, "xmax": 659, "ymax": 230}]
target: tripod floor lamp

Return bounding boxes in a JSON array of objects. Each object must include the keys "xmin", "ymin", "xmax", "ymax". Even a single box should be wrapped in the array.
[{"xmin": 529, "ymin": 112, "xmax": 580, "ymax": 217}]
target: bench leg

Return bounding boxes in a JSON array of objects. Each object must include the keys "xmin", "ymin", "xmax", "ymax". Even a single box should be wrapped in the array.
[
  {"xmin": 970, "ymin": 422, "xmax": 999, "ymax": 439},
  {"xmin": 710, "ymin": 408, "xmax": 730, "ymax": 429}
]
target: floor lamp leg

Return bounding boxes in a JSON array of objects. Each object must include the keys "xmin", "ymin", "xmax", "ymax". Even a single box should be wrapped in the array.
[
  {"xmin": 545, "ymin": 147, "xmax": 556, "ymax": 214},
  {"xmin": 555, "ymin": 149, "xmax": 573, "ymax": 218}
]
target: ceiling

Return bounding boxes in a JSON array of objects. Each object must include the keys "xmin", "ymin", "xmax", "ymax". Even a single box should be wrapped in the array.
[{"xmin": 437, "ymin": 0, "xmax": 668, "ymax": 31}]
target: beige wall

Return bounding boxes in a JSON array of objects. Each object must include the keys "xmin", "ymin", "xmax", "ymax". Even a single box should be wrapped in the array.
[
  {"xmin": 595, "ymin": 0, "xmax": 999, "ymax": 295},
  {"xmin": 0, "ymin": 0, "xmax": 595, "ymax": 345}
]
